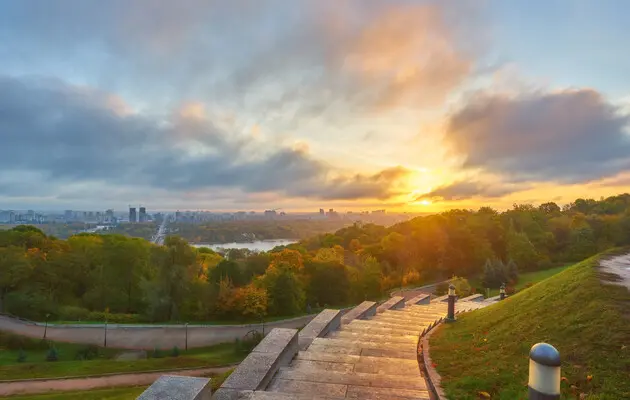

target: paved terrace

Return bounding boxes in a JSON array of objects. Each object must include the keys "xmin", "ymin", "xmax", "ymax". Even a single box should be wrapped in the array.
[{"xmin": 211, "ymin": 293, "xmax": 495, "ymax": 400}]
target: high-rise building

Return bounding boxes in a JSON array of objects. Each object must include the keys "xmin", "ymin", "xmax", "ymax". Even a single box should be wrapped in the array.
[
  {"xmin": 139, "ymin": 207, "xmax": 147, "ymax": 222},
  {"xmin": 129, "ymin": 207, "xmax": 137, "ymax": 223},
  {"xmin": 64, "ymin": 210, "xmax": 73, "ymax": 221},
  {"xmin": 319, "ymin": 208, "xmax": 325, "ymax": 215}
]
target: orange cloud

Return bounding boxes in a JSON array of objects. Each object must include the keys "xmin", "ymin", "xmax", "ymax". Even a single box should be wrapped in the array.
[{"xmin": 342, "ymin": 5, "xmax": 471, "ymax": 110}]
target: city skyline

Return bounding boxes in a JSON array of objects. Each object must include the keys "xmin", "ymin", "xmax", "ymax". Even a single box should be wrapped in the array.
[{"xmin": 2, "ymin": 1, "xmax": 630, "ymax": 211}]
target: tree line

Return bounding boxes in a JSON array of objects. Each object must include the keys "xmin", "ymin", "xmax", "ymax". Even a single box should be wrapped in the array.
[{"xmin": 1, "ymin": 194, "xmax": 630, "ymax": 322}]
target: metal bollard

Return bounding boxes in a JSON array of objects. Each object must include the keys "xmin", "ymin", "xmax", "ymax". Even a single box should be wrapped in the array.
[
  {"xmin": 500, "ymin": 283, "xmax": 506, "ymax": 300},
  {"xmin": 446, "ymin": 284, "xmax": 456, "ymax": 322},
  {"xmin": 528, "ymin": 343, "xmax": 561, "ymax": 400}
]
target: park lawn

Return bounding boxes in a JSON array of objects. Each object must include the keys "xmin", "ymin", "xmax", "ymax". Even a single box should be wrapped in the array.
[
  {"xmin": 430, "ymin": 252, "xmax": 630, "ymax": 400},
  {"xmin": 2, "ymin": 369, "xmax": 235, "ymax": 399},
  {"xmin": 469, "ymin": 263, "xmax": 572, "ymax": 297},
  {"xmin": 0, "ymin": 342, "xmax": 243, "ymax": 381},
  {"xmin": 1, "ymin": 386, "xmax": 146, "ymax": 399}
]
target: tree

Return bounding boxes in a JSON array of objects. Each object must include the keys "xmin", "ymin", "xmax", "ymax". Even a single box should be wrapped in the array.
[
  {"xmin": 506, "ymin": 227, "xmax": 539, "ymax": 271},
  {"xmin": 260, "ymin": 267, "xmax": 304, "ymax": 316},
  {"xmin": 304, "ymin": 261, "xmax": 349, "ymax": 307}
]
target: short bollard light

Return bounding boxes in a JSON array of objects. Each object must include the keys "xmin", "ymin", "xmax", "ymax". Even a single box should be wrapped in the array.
[
  {"xmin": 528, "ymin": 343, "xmax": 561, "ymax": 400},
  {"xmin": 446, "ymin": 284, "xmax": 456, "ymax": 322},
  {"xmin": 500, "ymin": 283, "xmax": 506, "ymax": 300}
]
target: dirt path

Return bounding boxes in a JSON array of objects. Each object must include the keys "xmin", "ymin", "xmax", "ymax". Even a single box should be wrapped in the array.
[
  {"xmin": 599, "ymin": 253, "xmax": 630, "ymax": 290},
  {"xmin": 0, "ymin": 366, "xmax": 233, "ymax": 396}
]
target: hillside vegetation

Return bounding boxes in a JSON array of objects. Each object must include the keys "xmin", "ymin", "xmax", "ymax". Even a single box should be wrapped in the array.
[
  {"xmin": 2, "ymin": 194, "xmax": 630, "ymax": 323},
  {"xmin": 430, "ymin": 252, "xmax": 630, "ymax": 399}
]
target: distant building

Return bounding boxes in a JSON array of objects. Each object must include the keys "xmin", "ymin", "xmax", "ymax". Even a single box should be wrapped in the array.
[
  {"xmin": 129, "ymin": 207, "xmax": 137, "ymax": 223},
  {"xmin": 64, "ymin": 210, "xmax": 73, "ymax": 221},
  {"xmin": 139, "ymin": 207, "xmax": 147, "ymax": 222},
  {"xmin": 264, "ymin": 210, "xmax": 277, "ymax": 219},
  {"xmin": 319, "ymin": 208, "xmax": 325, "ymax": 215}
]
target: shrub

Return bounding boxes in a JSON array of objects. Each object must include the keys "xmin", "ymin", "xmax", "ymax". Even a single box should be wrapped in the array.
[
  {"xmin": 17, "ymin": 349, "xmax": 27, "ymax": 363},
  {"xmin": 75, "ymin": 345, "xmax": 99, "ymax": 360},
  {"xmin": 451, "ymin": 276, "xmax": 473, "ymax": 297},
  {"xmin": 0, "ymin": 331, "xmax": 48, "ymax": 351},
  {"xmin": 435, "ymin": 282, "xmax": 449, "ymax": 296},
  {"xmin": 86, "ymin": 312, "xmax": 144, "ymax": 323},
  {"xmin": 235, "ymin": 330, "xmax": 263, "ymax": 354},
  {"xmin": 46, "ymin": 346, "xmax": 59, "ymax": 362},
  {"xmin": 57, "ymin": 305, "xmax": 90, "ymax": 321},
  {"xmin": 151, "ymin": 347, "xmax": 163, "ymax": 358},
  {"xmin": 171, "ymin": 346, "xmax": 179, "ymax": 357}
]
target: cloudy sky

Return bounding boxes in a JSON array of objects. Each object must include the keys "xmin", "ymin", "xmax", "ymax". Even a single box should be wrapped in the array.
[{"xmin": 2, "ymin": 0, "xmax": 630, "ymax": 212}]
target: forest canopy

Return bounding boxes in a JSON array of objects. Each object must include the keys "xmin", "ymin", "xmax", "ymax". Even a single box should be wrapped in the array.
[{"xmin": 2, "ymin": 194, "xmax": 630, "ymax": 322}]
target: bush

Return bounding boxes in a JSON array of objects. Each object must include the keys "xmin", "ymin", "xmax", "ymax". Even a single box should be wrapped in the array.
[
  {"xmin": 171, "ymin": 346, "xmax": 179, "ymax": 357},
  {"xmin": 435, "ymin": 282, "xmax": 449, "ymax": 296},
  {"xmin": 57, "ymin": 306, "xmax": 90, "ymax": 321},
  {"xmin": 151, "ymin": 347, "xmax": 163, "ymax": 358},
  {"xmin": 0, "ymin": 331, "xmax": 48, "ymax": 351},
  {"xmin": 234, "ymin": 330, "xmax": 263, "ymax": 355},
  {"xmin": 86, "ymin": 312, "xmax": 144, "ymax": 323},
  {"xmin": 75, "ymin": 345, "xmax": 99, "ymax": 360},
  {"xmin": 17, "ymin": 349, "xmax": 27, "ymax": 363},
  {"xmin": 46, "ymin": 346, "xmax": 59, "ymax": 362},
  {"xmin": 451, "ymin": 276, "xmax": 473, "ymax": 297}
]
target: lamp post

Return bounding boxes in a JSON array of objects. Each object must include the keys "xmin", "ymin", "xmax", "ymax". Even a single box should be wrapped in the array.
[
  {"xmin": 104, "ymin": 319, "xmax": 108, "ymax": 348},
  {"xmin": 528, "ymin": 343, "xmax": 561, "ymax": 399},
  {"xmin": 185, "ymin": 323, "xmax": 189, "ymax": 351},
  {"xmin": 43, "ymin": 313, "xmax": 50, "ymax": 340},
  {"xmin": 500, "ymin": 283, "xmax": 506, "ymax": 300},
  {"xmin": 446, "ymin": 284, "xmax": 456, "ymax": 322}
]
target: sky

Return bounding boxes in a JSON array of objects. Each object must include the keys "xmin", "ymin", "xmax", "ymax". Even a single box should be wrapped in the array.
[{"xmin": 2, "ymin": 0, "xmax": 630, "ymax": 212}]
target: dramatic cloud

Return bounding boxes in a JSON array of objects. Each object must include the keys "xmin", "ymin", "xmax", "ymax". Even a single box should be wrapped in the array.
[
  {"xmin": 445, "ymin": 89, "xmax": 630, "ymax": 183},
  {"xmin": 418, "ymin": 180, "xmax": 524, "ymax": 201},
  {"xmin": 0, "ymin": 76, "xmax": 411, "ymax": 202}
]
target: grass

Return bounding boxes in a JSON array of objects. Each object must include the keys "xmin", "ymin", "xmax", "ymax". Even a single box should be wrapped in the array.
[
  {"xmin": 2, "ymin": 369, "xmax": 235, "ymax": 399},
  {"xmin": 1, "ymin": 386, "xmax": 147, "ymax": 399},
  {"xmin": 0, "ymin": 342, "xmax": 244, "ymax": 381},
  {"xmin": 469, "ymin": 264, "xmax": 572, "ymax": 297},
  {"xmin": 430, "ymin": 252, "xmax": 630, "ymax": 399}
]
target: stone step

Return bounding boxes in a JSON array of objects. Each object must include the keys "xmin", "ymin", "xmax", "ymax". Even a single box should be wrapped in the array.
[
  {"xmin": 305, "ymin": 342, "xmax": 416, "ymax": 360},
  {"xmin": 295, "ymin": 350, "xmax": 416, "ymax": 366},
  {"xmin": 347, "ymin": 319, "xmax": 428, "ymax": 332},
  {"xmin": 266, "ymin": 380, "xmax": 430, "ymax": 399},
  {"xmin": 290, "ymin": 358, "xmax": 420, "ymax": 376},
  {"xmin": 372, "ymin": 314, "xmax": 439, "ymax": 325},
  {"xmin": 341, "ymin": 324, "xmax": 421, "ymax": 337},
  {"xmin": 341, "ymin": 301, "xmax": 377, "ymax": 324},
  {"xmin": 405, "ymin": 293, "xmax": 431, "ymax": 306},
  {"xmin": 310, "ymin": 337, "xmax": 416, "ymax": 352},
  {"xmin": 248, "ymin": 391, "xmax": 343, "ymax": 400},
  {"xmin": 376, "ymin": 296, "xmax": 406, "ymax": 313},
  {"xmin": 459, "ymin": 293, "xmax": 484, "ymax": 302},
  {"xmin": 329, "ymin": 330, "xmax": 417, "ymax": 344},
  {"xmin": 274, "ymin": 367, "xmax": 428, "ymax": 391},
  {"xmin": 366, "ymin": 318, "xmax": 434, "ymax": 331}
]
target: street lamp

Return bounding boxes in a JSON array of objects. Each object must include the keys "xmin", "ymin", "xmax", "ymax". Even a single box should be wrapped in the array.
[
  {"xmin": 104, "ymin": 318, "xmax": 108, "ymax": 348},
  {"xmin": 43, "ymin": 313, "xmax": 50, "ymax": 340},
  {"xmin": 500, "ymin": 283, "xmax": 506, "ymax": 300},
  {"xmin": 446, "ymin": 284, "xmax": 456, "ymax": 322},
  {"xmin": 185, "ymin": 323, "xmax": 189, "ymax": 351}
]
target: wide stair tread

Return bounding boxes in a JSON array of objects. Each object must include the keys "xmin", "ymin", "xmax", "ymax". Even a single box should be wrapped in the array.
[{"xmin": 329, "ymin": 331, "xmax": 417, "ymax": 343}]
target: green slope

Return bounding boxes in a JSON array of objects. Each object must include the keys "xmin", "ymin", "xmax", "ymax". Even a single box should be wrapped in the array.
[{"xmin": 430, "ymin": 252, "xmax": 630, "ymax": 400}]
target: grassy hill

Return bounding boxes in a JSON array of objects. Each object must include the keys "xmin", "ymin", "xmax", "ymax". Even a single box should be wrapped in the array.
[{"xmin": 430, "ymin": 251, "xmax": 630, "ymax": 400}]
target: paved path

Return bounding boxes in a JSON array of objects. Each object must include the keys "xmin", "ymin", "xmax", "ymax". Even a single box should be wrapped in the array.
[
  {"xmin": 0, "ymin": 366, "xmax": 233, "ymax": 396},
  {"xmin": 600, "ymin": 253, "xmax": 630, "ymax": 290},
  {"xmin": 0, "ymin": 314, "xmax": 316, "ymax": 350}
]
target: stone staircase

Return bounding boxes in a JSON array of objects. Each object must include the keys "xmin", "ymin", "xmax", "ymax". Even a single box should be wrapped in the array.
[{"xmin": 213, "ymin": 294, "xmax": 492, "ymax": 400}]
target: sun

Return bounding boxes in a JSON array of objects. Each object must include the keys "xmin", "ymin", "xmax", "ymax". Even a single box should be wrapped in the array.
[{"xmin": 419, "ymin": 199, "xmax": 432, "ymax": 206}]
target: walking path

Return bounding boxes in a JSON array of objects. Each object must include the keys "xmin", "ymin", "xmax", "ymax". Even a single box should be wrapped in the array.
[
  {"xmin": 0, "ymin": 366, "xmax": 234, "ymax": 396},
  {"xmin": 0, "ymin": 314, "xmax": 316, "ymax": 350},
  {"xmin": 600, "ymin": 252, "xmax": 630, "ymax": 290}
]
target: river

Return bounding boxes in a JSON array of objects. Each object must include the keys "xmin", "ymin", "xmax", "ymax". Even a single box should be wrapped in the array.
[{"xmin": 191, "ymin": 239, "xmax": 297, "ymax": 252}]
